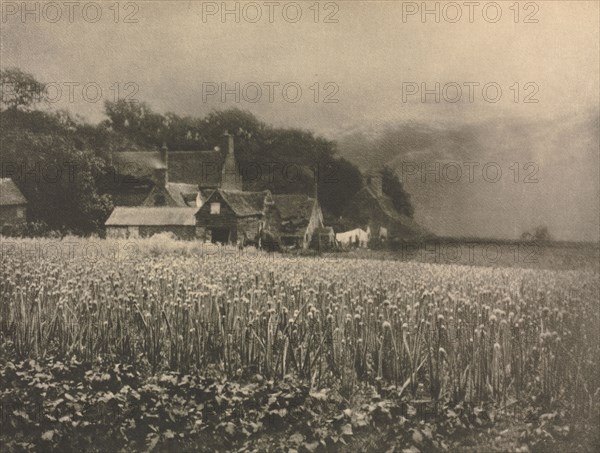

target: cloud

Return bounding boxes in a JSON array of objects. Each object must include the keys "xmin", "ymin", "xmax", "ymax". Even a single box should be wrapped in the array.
[{"xmin": 337, "ymin": 108, "xmax": 600, "ymax": 242}]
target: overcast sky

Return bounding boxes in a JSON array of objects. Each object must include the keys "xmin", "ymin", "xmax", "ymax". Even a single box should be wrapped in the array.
[
  {"xmin": 2, "ymin": 1, "xmax": 598, "ymax": 132},
  {"xmin": 2, "ymin": 1, "xmax": 599, "ymax": 241}
]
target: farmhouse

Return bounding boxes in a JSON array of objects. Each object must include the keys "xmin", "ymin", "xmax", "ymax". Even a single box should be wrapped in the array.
[
  {"xmin": 345, "ymin": 170, "xmax": 429, "ymax": 242},
  {"xmin": 110, "ymin": 147, "xmax": 215, "ymax": 207},
  {"xmin": 105, "ymin": 133, "xmax": 336, "ymax": 247},
  {"xmin": 105, "ymin": 207, "xmax": 197, "ymax": 239},
  {"xmin": 0, "ymin": 178, "xmax": 27, "ymax": 228},
  {"xmin": 109, "ymin": 134, "xmax": 240, "ymax": 208},
  {"xmin": 272, "ymin": 193, "xmax": 323, "ymax": 249},
  {"xmin": 194, "ymin": 189, "xmax": 277, "ymax": 244},
  {"xmin": 139, "ymin": 146, "xmax": 201, "ymax": 207}
]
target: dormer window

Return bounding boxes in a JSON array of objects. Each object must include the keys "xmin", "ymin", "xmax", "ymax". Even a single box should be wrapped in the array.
[{"xmin": 210, "ymin": 202, "xmax": 221, "ymax": 215}]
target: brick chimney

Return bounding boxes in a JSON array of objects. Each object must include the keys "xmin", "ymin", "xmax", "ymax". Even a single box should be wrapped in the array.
[
  {"xmin": 160, "ymin": 141, "xmax": 168, "ymax": 168},
  {"xmin": 221, "ymin": 131, "xmax": 242, "ymax": 191},
  {"xmin": 155, "ymin": 142, "xmax": 168, "ymax": 189}
]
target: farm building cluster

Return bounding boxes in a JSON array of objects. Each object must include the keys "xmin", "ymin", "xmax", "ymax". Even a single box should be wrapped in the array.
[
  {"xmin": 104, "ymin": 134, "xmax": 336, "ymax": 249},
  {"xmin": 104, "ymin": 133, "xmax": 427, "ymax": 248},
  {"xmin": 0, "ymin": 134, "xmax": 427, "ymax": 248}
]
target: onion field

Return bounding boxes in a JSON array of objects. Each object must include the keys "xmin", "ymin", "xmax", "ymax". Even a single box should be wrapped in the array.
[{"xmin": 1, "ymin": 237, "xmax": 598, "ymax": 452}]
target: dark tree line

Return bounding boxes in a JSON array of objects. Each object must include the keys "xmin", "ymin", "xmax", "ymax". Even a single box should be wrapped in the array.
[{"xmin": 1, "ymin": 68, "xmax": 413, "ymax": 235}]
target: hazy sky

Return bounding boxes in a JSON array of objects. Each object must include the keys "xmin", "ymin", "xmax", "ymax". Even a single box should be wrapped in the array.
[
  {"xmin": 2, "ymin": 1, "xmax": 599, "ymax": 240},
  {"xmin": 2, "ymin": 1, "xmax": 598, "ymax": 132}
]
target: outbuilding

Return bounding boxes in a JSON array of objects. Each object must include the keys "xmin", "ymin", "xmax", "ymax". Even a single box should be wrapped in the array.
[
  {"xmin": 0, "ymin": 178, "xmax": 27, "ymax": 228},
  {"xmin": 105, "ymin": 206, "xmax": 197, "ymax": 239}
]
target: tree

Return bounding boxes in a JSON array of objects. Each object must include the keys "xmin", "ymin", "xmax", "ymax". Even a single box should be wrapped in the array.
[
  {"xmin": 318, "ymin": 157, "xmax": 363, "ymax": 217},
  {"xmin": 381, "ymin": 166, "xmax": 414, "ymax": 218},
  {"xmin": 0, "ymin": 68, "xmax": 45, "ymax": 111},
  {"xmin": 104, "ymin": 103, "xmax": 368, "ymax": 217},
  {"xmin": 521, "ymin": 225, "xmax": 553, "ymax": 241},
  {"xmin": 104, "ymin": 99, "xmax": 165, "ymax": 147},
  {"xmin": 1, "ymin": 104, "xmax": 114, "ymax": 234}
]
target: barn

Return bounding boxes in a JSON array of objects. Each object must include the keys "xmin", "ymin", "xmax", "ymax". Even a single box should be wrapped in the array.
[
  {"xmin": 0, "ymin": 178, "xmax": 27, "ymax": 228},
  {"xmin": 105, "ymin": 207, "xmax": 197, "ymax": 239},
  {"xmin": 194, "ymin": 189, "xmax": 277, "ymax": 244}
]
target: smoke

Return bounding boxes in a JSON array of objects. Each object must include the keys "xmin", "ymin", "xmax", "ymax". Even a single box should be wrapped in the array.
[{"xmin": 337, "ymin": 109, "xmax": 599, "ymax": 242}]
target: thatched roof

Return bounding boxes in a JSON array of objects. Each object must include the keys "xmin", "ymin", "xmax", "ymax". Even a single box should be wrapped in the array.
[
  {"xmin": 105, "ymin": 207, "xmax": 197, "ymax": 226},
  {"xmin": 166, "ymin": 183, "xmax": 199, "ymax": 207},
  {"xmin": 272, "ymin": 194, "xmax": 315, "ymax": 220},
  {"xmin": 351, "ymin": 187, "xmax": 429, "ymax": 238},
  {"xmin": 0, "ymin": 178, "xmax": 27, "ymax": 206},
  {"xmin": 272, "ymin": 194, "xmax": 317, "ymax": 236},
  {"xmin": 208, "ymin": 189, "xmax": 272, "ymax": 217}
]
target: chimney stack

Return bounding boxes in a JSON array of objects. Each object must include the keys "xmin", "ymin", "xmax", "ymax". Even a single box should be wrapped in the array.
[
  {"xmin": 160, "ymin": 142, "xmax": 168, "ymax": 167},
  {"xmin": 156, "ymin": 142, "xmax": 168, "ymax": 189},
  {"xmin": 221, "ymin": 131, "xmax": 242, "ymax": 191},
  {"xmin": 224, "ymin": 131, "xmax": 234, "ymax": 157}
]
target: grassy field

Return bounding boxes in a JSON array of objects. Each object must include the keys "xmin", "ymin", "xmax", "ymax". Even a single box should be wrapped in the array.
[
  {"xmin": 346, "ymin": 240, "xmax": 600, "ymax": 272},
  {"xmin": 1, "ymin": 236, "xmax": 599, "ymax": 451}
]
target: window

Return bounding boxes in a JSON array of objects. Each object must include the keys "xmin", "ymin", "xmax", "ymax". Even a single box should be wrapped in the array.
[
  {"xmin": 16, "ymin": 208, "xmax": 24, "ymax": 218},
  {"xmin": 210, "ymin": 202, "xmax": 221, "ymax": 215}
]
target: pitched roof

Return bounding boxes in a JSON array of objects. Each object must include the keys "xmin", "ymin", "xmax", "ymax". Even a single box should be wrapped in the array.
[
  {"xmin": 272, "ymin": 194, "xmax": 315, "ymax": 220},
  {"xmin": 166, "ymin": 182, "xmax": 198, "ymax": 207},
  {"xmin": 112, "ymin": 149, "xmax": 226, "ymax": 188},
  {"xmin": 357, "ymin": 187, "xmax": 429, "ymax": 237},
  {"xmin": 110, "ymin": 188, "xmax": 153, "ymax": 207},
  {"xmin": 272, "ymin": 194, "xmax": 317, "ymax": 236},
  {"xmin": 105, "ymin": 207, "xmax": 197, "ymax": 226},
  {"xmin": 208, "ymin": 189, "xmax": 271, "ymax": 217},
  {"xmin": 0, "ymin": 178, "xmax": 27, "ymax": 206},
  {"xmin": 169, "ymin": 150, "xmax": 225, "ymax": 187}
]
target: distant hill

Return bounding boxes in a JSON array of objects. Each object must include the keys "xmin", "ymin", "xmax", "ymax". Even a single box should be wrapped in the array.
[{"xmin": 336, "ymin": 109, "xmax": 600, "ymax": 242}]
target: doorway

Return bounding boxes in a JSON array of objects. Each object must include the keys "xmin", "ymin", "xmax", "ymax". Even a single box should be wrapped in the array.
[{"xmin": 210, "ymin": 227, "xmax": 230, "ymax": 244}]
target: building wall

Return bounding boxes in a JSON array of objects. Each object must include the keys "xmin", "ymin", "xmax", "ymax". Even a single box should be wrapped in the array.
[
  {"xmin": 303, "ymin": 201, "xmax": 324, "ymax": 249},
  {"xmin": 106, "ymin": 226, "xmax": 138, "ymax": 239},
  {"xmin": 309, "ymin": 229, "xmax": 336, "ymax": 250},
  {"xmin": 195, "ymin": 193, "xmax": 240, "ymax": 242},
  {"xmin": 237, "ymin": 216, "xmax": 261, "ymax": 242},
  {"xmin": 0, "ymin": 204, "xmax": 27, "ymax": 226},
  {"xmin": 195, "ymin": 192, "xmax": 283, "ymax": 244},
  {"xmin": 106, "ymin": 225, "xmax": 194, "ymax": 240},
  {"xmin": 139, "ymin": 225, "xmax": 196, "ymax": 239},
  {"xmin": 263, "ymin": 205, "xmax": 280, "ymax": 237}
]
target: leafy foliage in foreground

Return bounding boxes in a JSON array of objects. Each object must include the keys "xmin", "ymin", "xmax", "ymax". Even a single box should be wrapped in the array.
[{"xmin": 1, "ymin": 357, "xmax": 597, "ymax": 452}]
